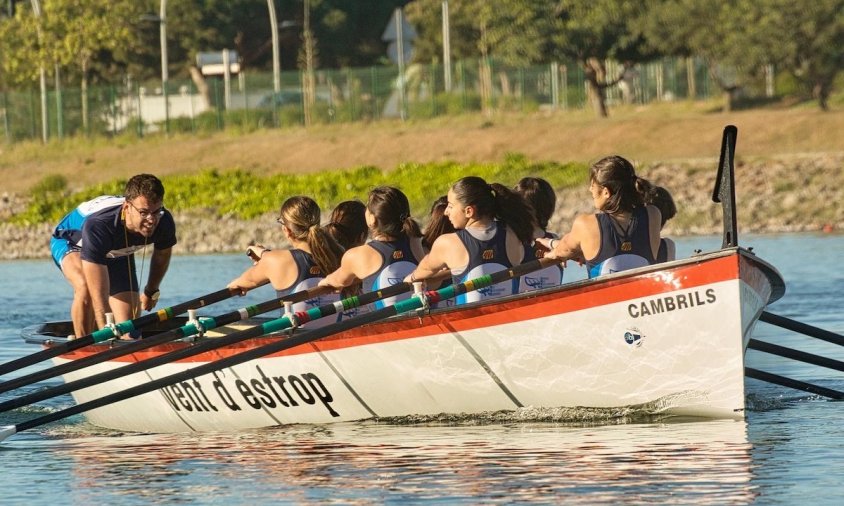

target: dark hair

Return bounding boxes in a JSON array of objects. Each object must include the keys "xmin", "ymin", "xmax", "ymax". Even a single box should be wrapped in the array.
[
  {"xmin": 422, "ymin": 195, "xmax": 455, "ymax": 249},
  {"xmin": 514, "ymin": 177, "xmax": 556, "ymax": 230},
  {"xmin": 279, "ymin": 196, "xmax": 344, "ymax": 275},
  {"xmin": 645, "ymin": 186, "xmax": 676, "ymax": 227},
  {"xmin": 124, "ymin": 174, "xmax": 165, "ymax": 202},
  {"xmin": 326, "ymin": 200, "xmax": 368, "ymax": 250},
  {"xmin": 367, "ymin": 186, "xmax": 422, "ymax": 240},
  {"xmin": 450, "ymin": 176, "xmax": 534, "ymax": 243},
  {"xmin": 589, "ymin": 155, "xmax": 653, "ymax": 214}
]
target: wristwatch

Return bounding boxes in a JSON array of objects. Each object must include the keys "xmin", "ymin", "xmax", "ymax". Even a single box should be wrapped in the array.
[{"xmin": 144, "ymin": 287, "xmax": 161, "ymax": 302}]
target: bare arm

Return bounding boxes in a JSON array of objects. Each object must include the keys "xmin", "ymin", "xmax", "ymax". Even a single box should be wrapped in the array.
[
  {"xmin": 536, "ymin": 215, "xmax": 591, "ymax": 263},
  {"xmin": 227, "ymin": 259, "xmax": 272, "ymax": 295},
  {"xmin": 141, "ymin": 247, "xmax": 172, "ymax": 310},
  {"xmin": 228, "ymin": 250, "xmax": 294, "ymax": 295},
  {"xmin": 406, "ymin": 234, "xmax": 459, "ymax": 282},
  {"xmin": 82, "ymin": 260, "xmax": 111, "ymax": 329},
  {"xmin": 320, "ymin": 245, "xmax": 376, "ymax": 290}
]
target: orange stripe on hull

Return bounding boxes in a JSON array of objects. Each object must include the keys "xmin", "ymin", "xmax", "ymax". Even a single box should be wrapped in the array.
[{"xmin": 62, "ymin": 255, "xmax": 742, "ymax": 363}]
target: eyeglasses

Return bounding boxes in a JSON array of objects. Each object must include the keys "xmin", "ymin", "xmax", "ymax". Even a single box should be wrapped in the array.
[
  {"xmin": 128, "ymin": 200, "xmax": 165, "ymax": 221},
  {"xmin": 276, "ymin": 217, "xmax": 286, "ymax": 226}
]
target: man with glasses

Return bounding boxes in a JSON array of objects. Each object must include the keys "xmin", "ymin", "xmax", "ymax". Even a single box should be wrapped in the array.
[{"xmin": 50, "ymin": 174, "xmax": 177, "ymax": 338}]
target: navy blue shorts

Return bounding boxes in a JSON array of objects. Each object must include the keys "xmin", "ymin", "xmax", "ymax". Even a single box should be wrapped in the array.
[{"xmin": 51, "ymin": 237, "xmax": 139, "ymax": 296}]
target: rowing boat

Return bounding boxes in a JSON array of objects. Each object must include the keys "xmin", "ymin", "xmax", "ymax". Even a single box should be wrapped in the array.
[
  {"xmin": 21, "ymin": 245, "xmax": 783, "ymax": 431},
  {"xmin": 17, "ymin": 125, "xmax": 786, "ymax": 433}
]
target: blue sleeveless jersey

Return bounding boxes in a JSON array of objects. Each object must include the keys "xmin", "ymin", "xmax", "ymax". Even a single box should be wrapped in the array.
[
  {"xmin": 361, "ymin": 238, "xmax": 420, "ymax": 310},
  {"xmin": 586, "ymin": 207, "xmax": 655, "ymax": 278},
  {"xmin": 519, "ymin": 231, "xmax": 564, "ymax": 292},
  {"xmin": 276, "ymin": 249, "xmax": 339, "ymax": 329},
  {"xmin": 453, "ymin": 223, "xmax": 521, "ymax": 305}
]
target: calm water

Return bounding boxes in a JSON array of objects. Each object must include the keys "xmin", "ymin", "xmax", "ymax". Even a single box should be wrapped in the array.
[{"xmin": 1, "ymin": 234, "xmax": 843, "ymax": 504}]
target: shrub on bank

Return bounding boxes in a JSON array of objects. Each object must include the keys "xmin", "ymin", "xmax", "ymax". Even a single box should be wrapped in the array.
[{"xmin": 9, "ymin": 155, "xmax": 587, "ymax": 225}]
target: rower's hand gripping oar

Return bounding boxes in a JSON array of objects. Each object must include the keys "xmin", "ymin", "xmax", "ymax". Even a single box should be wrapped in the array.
[
  {"xmin": 0, "ymin": 287, "xmax": 237, "ymax": 377},
  {"xmin": 0, "ymin": 257, "xmax": 557, "ymax": 443},
  {"xmin": 0, "ymin": 281, "xmax": 410, "ymax": 414},
  {"xmin": 0, "ymin": 284, "xmax": 333, "ymax": 397}
]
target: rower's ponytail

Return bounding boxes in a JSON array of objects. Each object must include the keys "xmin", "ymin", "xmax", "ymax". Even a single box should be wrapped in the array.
[
  {"xmin": 306, "ymin": 224, "xmax": 344, "ymax": 275},
  {"xmin": 280, "ymin": 196, "xmax": 343, "ymax": 276},
  {"xmin": 451, "ymin": 177, "xmax": 534, "ymax": 244},
  {"xmin": 489, "ymin": 182, "xmax": 534, "ymax": 243},
  {"xmin": 367, "ymin": 186, "xmax": 422, "ymax": 241}
]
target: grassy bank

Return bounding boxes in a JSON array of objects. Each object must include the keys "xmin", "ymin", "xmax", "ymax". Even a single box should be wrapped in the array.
[
  {"xmin": 1, "ymin": 100, "xmax": 843, "ymax": 198},
  {"xmin": 0, "ymin": 100, "xmax": 842, "ymax": 262},
  {"xmin": 9, "ymin": 156, "xmax": 587, "ymax": 226}
]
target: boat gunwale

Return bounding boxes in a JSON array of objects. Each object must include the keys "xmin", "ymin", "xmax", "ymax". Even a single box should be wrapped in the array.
[{"xmin": 22, "ymin": 246, "xmax": 783, "ymax": 352}]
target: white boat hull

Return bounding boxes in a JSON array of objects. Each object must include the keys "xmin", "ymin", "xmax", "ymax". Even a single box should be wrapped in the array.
[{"xmin": 46, "ymin": 248, "xmax": 782, "ymax": 433}]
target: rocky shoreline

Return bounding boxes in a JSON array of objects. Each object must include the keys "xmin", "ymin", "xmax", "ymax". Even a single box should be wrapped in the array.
[{"xmin": 1, "ymin": 153, "xmax": 841, "ymax": 261}]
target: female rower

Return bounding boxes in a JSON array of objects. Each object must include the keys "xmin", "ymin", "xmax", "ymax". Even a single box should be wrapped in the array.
[
  {"xmin": 319, "ymin": 186, "xmax": 425, "ymax": 310},
  {"xmin": 228, "ymin": 196, "xmax": 344, "ymax": 327},
  {"xmin": 645, "ymin": 185, "xmax": 677, "ymax": 262},
  {"xmin": 422, "ymin": 195, "xmax": 455, "ymax": 250},
  {"xmin": 420, "ymin": 195, "xmax": 456, "ymax": 304},
  {"xmin": 407, "ymin": 176, "xmax": 534, "ymax": 304},
  {"xmin": 537, "ymin": 155, "xmax": 662, "ymax": 278},
  {"xmin": 514, "ymin": 176, "xmax": 564, "ymax": 291},
  {"xmin": 325, "ymin": 200, "xmax": 368, "ymax": 250}
]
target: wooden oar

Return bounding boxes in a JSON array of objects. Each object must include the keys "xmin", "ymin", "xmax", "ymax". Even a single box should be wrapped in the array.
[
  {"xmin": 745, "ymin": 367, "xmax": 844, "ymax": 400},
  {"xmin": 0, "ymin": 285, "xmax": 332, "ymax": 397},
  {"xmin": 0, "ymin": 282, "xmax": 411, "ymax": 413},
  {"xmin": 0, "ymin": 258, "xmax": 558, "ymax": 443},
  {"xmin": 760, "ymin": 311, "xmax": 844, "ymax": 347},
  {"xmin": 0, "ymin": 287, "xmax": 236, "ymax": 377}
]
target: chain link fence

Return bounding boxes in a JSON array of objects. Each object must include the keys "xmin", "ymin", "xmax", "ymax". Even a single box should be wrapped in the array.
[{"xmin": 1, "ymin": 57, "xmax": 758, "ymax": 144}]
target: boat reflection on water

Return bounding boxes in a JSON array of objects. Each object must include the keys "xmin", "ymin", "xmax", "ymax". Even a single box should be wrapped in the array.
[{"xmin": 44, "ymin": 417, "xmax": 756, "ymax": 503}]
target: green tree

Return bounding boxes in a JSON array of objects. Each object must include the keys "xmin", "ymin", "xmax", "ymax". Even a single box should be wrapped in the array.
[
  {"xmin": 749, "ymin": 0, "xmax": 844, "ymax": 110},
  {"xmin": 0, "ymin": 1, "xmax": 143, "ymax": 90},
  {"xmin": 549, "ymin": 0, "xmax": 655, "ymax": 117}
]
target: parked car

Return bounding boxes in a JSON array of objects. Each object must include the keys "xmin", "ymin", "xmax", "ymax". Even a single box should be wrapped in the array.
[{"xmin": 258, "ymin": 90, "xmax": 305, "ymax": 108}]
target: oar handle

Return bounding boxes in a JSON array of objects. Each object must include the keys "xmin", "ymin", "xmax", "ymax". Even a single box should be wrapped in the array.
[
  {"xmin": 126, "ymin": 287, "xmax": 237, "ymax": 334},
  {"xmin": 0, "ymin": 287, "xmax": 237, "ymax": 377}
]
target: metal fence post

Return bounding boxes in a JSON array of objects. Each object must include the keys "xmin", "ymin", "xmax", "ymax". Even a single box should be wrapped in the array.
[
  {"xmin": 519, "ymin": 67, "xmax": 525, "ymax": 111},
  {"xmin": 136, "ymin": 86, "xmax": 144, "ymax": 138},
  {"xmin": 55, "ymin": 65, "xmax": 64, "ymax": 139},
  {"xmin": 429, "ymin": 62, "xmax": 436, "ymax": 117},
  {"xmin": 109, "ymin": 85, "xmax": 116, "ymax": 136},
  {"xmin": 29, "ymin": 89, "xmax": 36, "ymax": 139},
  {"xmin": 459, "ymin": 60, "xmax": 466, "ymax": 112},
  {"xmin": 370, "ymin": 66, "xmax": 377, "ymax": 120},
  {"xmin": 212, "ymin": 78, "xmax": 223, "ymax": 130},
  {"xmin": 1, "ymin": 92, "xmax": 9, "ymax": 143}
]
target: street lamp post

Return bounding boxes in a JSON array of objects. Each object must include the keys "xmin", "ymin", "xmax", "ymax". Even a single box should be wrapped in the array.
[
  {"xmin": 267, "ymin": 0, "xmax": 281, "ymax": 94},
  {"xmin": 160, "ymin": 0, "xmax": 169, "ymax": 135},
  {"xmin": 442, "ymin": 0, "xmax": 452, "ymax": 93},
  {"xmin": 29, "ymin": 0, "xmax": 48, "ymax": 143}
]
